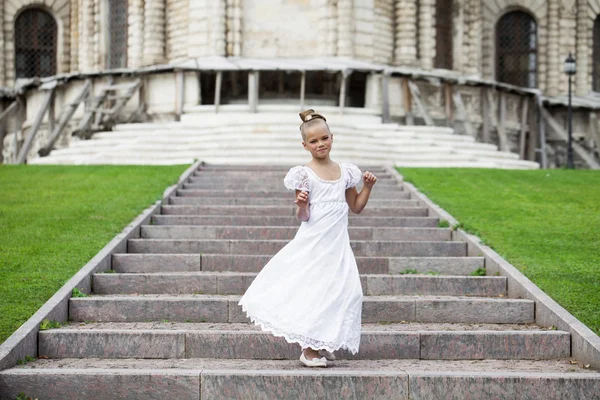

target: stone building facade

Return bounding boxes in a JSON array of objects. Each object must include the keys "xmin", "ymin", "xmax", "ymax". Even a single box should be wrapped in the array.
[{"xmin": 2, "ymin": 0, "xmax": 600, "ymax": 98}]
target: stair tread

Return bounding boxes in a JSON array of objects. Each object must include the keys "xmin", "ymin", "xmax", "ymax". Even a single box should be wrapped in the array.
[
  {"xmin": 71, "ymin": 294, "xmax": 526, "ymax": 301},
  {"xmin": 4, "ymin": 358, "xmax": 596, "ymax": 375}
]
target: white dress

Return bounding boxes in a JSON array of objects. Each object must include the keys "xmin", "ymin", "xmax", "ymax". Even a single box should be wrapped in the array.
[{"xmin": 238, "ymin": 162, "xmax": 363, "ymax": 354}]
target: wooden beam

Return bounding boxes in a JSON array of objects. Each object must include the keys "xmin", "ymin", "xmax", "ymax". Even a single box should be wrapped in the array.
[
  {"xmin": 0, "ymin": 101, "xmax": 18, "ymax": 125},
  {"xmin": 39, "ymin": 80, "xmax": 92, "ymax": 157},
  {"xmin": 401, "ymin": 77, "xmax": 413, "ymax": 125},
  {"xmin": 497, "ymin": 91, "xmax": 508, "ymax": 152},
  {"xmin": 527, "ymin": 96, "xmax": 538, "ymax": 162},
  {"xmin": 248, "ymin": 71, "xmax": 258, "ymax": 113},
  {"xmin": 589, "ymin": 112, "xmax": 600, "ymax": 151},
  {"xmin": 197, "ymin": 72, "xmax": 202, "ymax": 105},
  {"xmin": 541, "ymin": 107, "xmax": 600, "ymax": 169},
  {"xmin": 408, "ymin": 80, "xmax": 434, "ymax": 126},
  {"xmin": 382, "ymin": 72, "xmax": 390, "ymax": 123},
  {"xmin": 13, "ymin": 98, "xmax": 24, "ymax": 163},
  {"xmin": 452, "ymin": 89, "xmax": 475, "ymax": 137},
  {"xmin": 339, "ymin": 70, "xmax": 351, "ymax": 114},
  {"xmin": 536, "ymin": 96, "xmax": 547, "ymax": 168},
  {"xmin": 444, "ymin": 82, "xmax": 453, "ymax": 126},
  {"xmin": 214, "ymin": 71, "xmax": 223, "ymax": 113},
  {"xmin": 481, "ymin": 88, "xmax": 490, "ymax": 143},
  {"xmin": 175, "ymin": 71, "xmax": 185, "ymax": 121},
  {"xmin": 16, "ymin": 88, "xmax": 55, "ymax": 164},
  {"xmin": 48, "ymin": 91, "xmax": 56, "ymax": 137},
  {"xmin": 300, "ymin": 71, "xmax": 306, "ymax": 110},
  {"xmin": 519, "ymin": 96, "xmax": 529, "ymax": 160}
]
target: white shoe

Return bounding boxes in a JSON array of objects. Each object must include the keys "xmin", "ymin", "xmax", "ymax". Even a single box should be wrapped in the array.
[
  {"xmin": 318, "ymin": 349, "xmax": 336, "ymax": 361},
  {"xmin": 299, "ymin": 352, "xmax": 328, "ymax": 367}
]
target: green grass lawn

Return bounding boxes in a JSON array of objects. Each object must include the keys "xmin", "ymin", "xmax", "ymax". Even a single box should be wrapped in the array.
[
  {"xmin": 398, "ymin": 168, "xmax": 600, "ymax": 336},
  {"xmin": 0, "ymin": 165, "xmax": 189, "ymax": 344}
]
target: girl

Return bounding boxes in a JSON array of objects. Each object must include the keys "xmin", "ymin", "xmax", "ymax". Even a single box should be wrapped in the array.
[{"xmin": 238, "ymin": 109, "xmax": 378, "ymax": 367}]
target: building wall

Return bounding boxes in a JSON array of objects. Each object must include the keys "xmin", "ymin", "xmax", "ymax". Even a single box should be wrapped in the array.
[{"xmin": 1, "ymin": 0, "xmax": 600, "ymax": 98}]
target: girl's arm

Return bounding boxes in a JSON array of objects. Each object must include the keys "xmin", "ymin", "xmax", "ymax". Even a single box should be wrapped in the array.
[
  {"xmin": 295, "ymin": 190, "xmax": 310, "ymax": 221},
  {"xmin": 345, "ymin": 171, "xmax": 377, "ymax": 214}
]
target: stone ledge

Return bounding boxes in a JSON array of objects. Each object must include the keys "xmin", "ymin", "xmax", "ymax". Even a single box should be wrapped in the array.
[
  {"xmin": 0, "ymin": 161, "xmax": 200, "ymax": 371},
  {"xmin": 389, "ymin": 166, "xmax": 600, "ymax": 370}
]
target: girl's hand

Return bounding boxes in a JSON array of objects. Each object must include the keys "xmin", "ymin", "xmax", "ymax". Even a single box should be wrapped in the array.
[
  {"xmin": 295, "ymin": 191, "xmax": 309, "ymax": 209},
  {"xmin": 363, "ymin": 171, "xmax": 377, "ymax": 188}
]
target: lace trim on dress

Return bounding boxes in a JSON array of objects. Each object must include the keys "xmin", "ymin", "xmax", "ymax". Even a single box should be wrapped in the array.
[
  {"xmin": 283, "ymin": 166, "xmax": 311, "ymax": 192},
  {"xmin": 342, "ymin": 163, "xmax": 362, "ymax": 189},
  {"xmin": 240, "ymin": 302, "xmax": 361, "ymax": 354}
]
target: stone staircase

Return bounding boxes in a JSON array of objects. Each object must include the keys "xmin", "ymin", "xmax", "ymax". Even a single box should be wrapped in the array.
[
  {"xmin": 1, "ymin": 164, "xmax": 598, "ymax": 399},
  {"xmin": 28, "ymin": 107, "xmax": 540, "ymax": 169}
]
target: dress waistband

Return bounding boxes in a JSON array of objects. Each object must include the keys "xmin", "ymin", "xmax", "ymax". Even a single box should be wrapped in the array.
[{"xmin": 310, "ymin": 200, "xmax": 347, "ymax": 206}]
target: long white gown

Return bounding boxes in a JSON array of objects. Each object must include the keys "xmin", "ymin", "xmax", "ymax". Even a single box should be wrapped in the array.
[{"xmin": 238, "ymin": 162, "xmax": 363, "ymax": 354}]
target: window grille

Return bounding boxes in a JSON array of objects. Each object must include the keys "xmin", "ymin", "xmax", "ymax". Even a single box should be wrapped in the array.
[
  {"xmin": 15, "ymin": 9, "xmax": 57, "ymax": 78},
  {"xmin": 593, "ymin": 16, "xmax": 600, "ymax": 92},
  {"xmin": 496, "ymin": 11, "xmax": 537, "ymax": 88},
  {"xmin": 108, "ymin": 0, "xmax": 128, "ymax": 69},
  {"xmin": 435, "ymin": 0, "xmax": 453, "ymax": 69}
]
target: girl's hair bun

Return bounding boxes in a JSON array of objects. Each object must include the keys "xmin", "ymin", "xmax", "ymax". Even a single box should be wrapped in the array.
[{"xmin": 299, "ymin": 109, "xmax": 327, "ymax": 123}]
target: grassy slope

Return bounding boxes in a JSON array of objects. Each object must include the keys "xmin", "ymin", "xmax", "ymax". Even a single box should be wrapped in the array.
[
  {"xmin": 0, "ymin": 165, "xmax": 189, "ymax": 344},
  {"xmin": 399, "ymin": 168, "xmax": 600, "ymax": 335}
]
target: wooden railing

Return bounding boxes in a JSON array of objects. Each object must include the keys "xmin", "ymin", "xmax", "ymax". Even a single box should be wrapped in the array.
[{"xmin": 0, "ymin": 60, "xmax": 599, "ymax": 168}]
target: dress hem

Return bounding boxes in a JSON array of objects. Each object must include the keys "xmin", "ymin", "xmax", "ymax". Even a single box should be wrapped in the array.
[{"xmin": 239, "ymin": 302, "xmax": 361, "ymax": 355}]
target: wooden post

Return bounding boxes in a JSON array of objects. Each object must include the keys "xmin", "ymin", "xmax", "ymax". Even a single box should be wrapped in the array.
[
  {"xmin": 527, "ymin": 96, "xmax": 538, "ymax": 162},
  {"xmin": 401, "ymin": 77, "xmax": 413, "ymax": 125},
  {"xmin": 382, "ymin": 72, "xmax": 390, "ymax": 123},
  {"xmin": 197, "ymin": 72, "xmax": 202, "ymax": 105},
  {"xmin": 339, "ymin": 70, "xmax": 350, "ymax": 114},
  {"xmin": 408, "ymin": 80, "xmax": 434, "ymax": 126},
  {"xmin": 0, "ymin": 103, "xmax": 5, "ymax": 165},
  {"xmin": 248, "ymin": 71, "xmax": 258, "ymax": 113},
  {"xmin": 13, "ymin": 98, "xmax": 24, "ymax": 163},
  {"xmin": 481, "ymin": 88, "xmax": 490, "ymax": 143},
  {"xmin": 16, "ymin": 88, "xmax": 55, "ymax": 164},
  {"xmin": 497, "ymin": 91, "xmax": 508, "ymax": 151},
  {"xmin": 214, "ymin": 71, "xmax": 223, "ymax": 113},
  {"xmin": 452, "ymin": 89, "xmax": 475, "ymax": 137},
  {"xmin": 48, "ymin": 91, "xmax": 56, "ymax": 137},
  {"xmin": 589, "ymin": 112, "xmax": 600, "ymax": 151},
  {"xmin": 518, "ymin": 96, "xmax": 529, "ymax": 159},
  {"xmin": 175, "ymin": 71, "xmax": 185, "ymax": 121},
  {"xmin": 300, "ymin": 71, "xmax": 306, "ymax": 110},
  {"xmin": 444, "ymin": 82, "xmax": 453, "ymax": 127}
]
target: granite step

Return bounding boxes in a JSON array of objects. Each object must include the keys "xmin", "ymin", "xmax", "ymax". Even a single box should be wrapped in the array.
[
  {"xmin": 192, "ymin": 171, "xmax": 395, "ymax": 179},
  {"xmin": 69, "ymin": 295, "xmax": 534, "ymax": 324},
  {"xmin": 127, "ymin": 239, "xmax": 466, "ymax": 257},
  {"xmin": 182, "ymin": 182, "xmax": 403, "ymax": 191},
  {"xmin": 198, "ymin": 165, "xmax": 389, "ymax": 173},
  {"xmin": 111, "ymin": 254, "xmax": 485, "ymax": 276},
  {"xmin": 37, "ymin": 322, "xmax": 568, "ymax": 361},
  {"xmin": 139, "ymin": 226, "xmax": 451, "ymax": 241},
  {"xmin": 2, "ymin": 359, "xmax": 598, "ymax": 400},
  {"xmin": 92, "ymin": 272, "xmax": 505, "ymax": 296},
  {"xmin": 186, "ymin": 176, "xmax": 400, "ymax": 187},
  {"xmin": 151, "ymin": 215, "xmax": 439, "ymax": 227},
  {"xmin": 160, "ymin": 205, "xmax": 428, "ymax": 217},
  {"xmin": 176, "ymin": 189, "xmax": 410, "ymax": 199},
  {"xmin": 168, "ymin": 197, "xmax": 419, "ymax": 207}
]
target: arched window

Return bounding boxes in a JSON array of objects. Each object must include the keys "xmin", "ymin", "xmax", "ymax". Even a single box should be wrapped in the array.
[
  {"xmin": 496, "ymin": 11, "xmax": 537, "ymax": 88},
  {"xmin": 108, "ymin": 0, "xmax": 128, "ymax": 69},
  {"xmin": 435, "ymin": 0, "xmax": 453, "ymax": 69},
  {"xmin": 15, "ymin": 8, "xmax": 57, "ymax": 78},
  {"xmin": 593, "ymin": 16, "xmax": 600, "ymax": 92}
]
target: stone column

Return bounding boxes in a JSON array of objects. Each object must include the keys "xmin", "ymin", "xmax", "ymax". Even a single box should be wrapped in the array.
[
  {"xmin": 226, "ymin": 0, "xmax": 242, "ymax": 56},
  {"xmin": 143, "ymin": 0, "xmax": 166, "ymax": 65},
  {"xmin": 337, "ymin": 0, "xmax": 355, "ymax": 57},
  {"xmin": 128, "ymin": 0, "xmax": 145, "ymax": 68},
  {"xmin": 575, "ymin": 0, "xmax": 589, "ymax": 96},
  {"xmin": 319, "ymin": 0, "xmax": 338, "ymax": 56},
  {"xmin": 78, "ymin": 0, "xmax": 96, "ymax": 71},
  {"xmin": 210, "ymin": 0, "xmax": 227, "ymax": 56},
  {"xmin": 418, "ymin": 0, "xmax": 435, "ymax": 69},
  {"xmin": 546, "ymin": 0, "xmax": 560, "ymax": 96},
  {"xmin": 465, "ymin": 0, "xmax": 482, "ymax": 76},
  {"xmin": 394, "ymin": 0, "xmax": 418, "ymax": 65},
  {"xmin": 0, "ymin": 0, "xmax": 5, "ymax": 86},
  {"xmin": 69, "ymin": 0, "xmax": 79, "ymax": 72}
]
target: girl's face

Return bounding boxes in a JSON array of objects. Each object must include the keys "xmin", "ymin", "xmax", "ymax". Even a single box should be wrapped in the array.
[{"xmin": 302, "ymin": 122, "xmax": 333, "ymax": 159}]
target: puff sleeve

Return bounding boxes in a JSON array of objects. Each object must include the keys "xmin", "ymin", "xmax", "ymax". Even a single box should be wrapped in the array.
[
  {"xmin": 343, "ymin": 163, "xmax": 362, "ymax": 189},
  {"xmin": 283, "ymin": 166, "xmax": 312, "ymax": 192}
]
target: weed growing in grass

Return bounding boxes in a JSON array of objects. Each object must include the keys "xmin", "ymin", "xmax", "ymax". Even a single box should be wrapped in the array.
[
  {"xmin": 398, "ymin": 269, "xmax": 419, "ymax": 275},
  {"xmin": 15, "ymin": 392, "xmax": 38, "ymax": 400},
  {"xmin": 71, "ymin": 288, "xmax": 88, "ymax": 298},
  {"xmin": 437, "ymin": 220, "xmax": 450, "ymax": 228},
  {"xmin": 425, "ymin": 271, "xmax": 441, "ymax": 276},
  {"xmin": 39, "ymin": 319, "xmax": 63, "ymax": 330},
  {"xmin": 470, "ymin": 268, "xmax": 487, "ymax": 276},
  {"xmin": 16, "ymin": 356, "xmax": 36, "ymax": 365},
  {"xmin": 200, "ymin": 318, "xmax": 207, "ymax": 322},
  {"xmin": 103, "ymin": 269, "xmax": 117, "ymax": 274}
]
